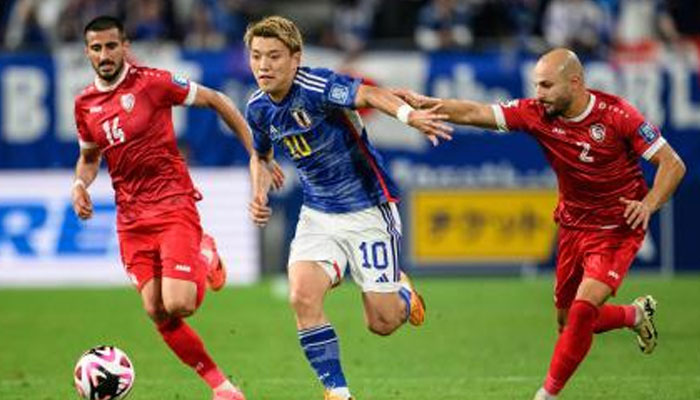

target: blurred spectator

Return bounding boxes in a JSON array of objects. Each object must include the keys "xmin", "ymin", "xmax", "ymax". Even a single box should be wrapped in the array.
[
  {"xmin": 543, "ymin": 0, "xmax": 606, "ymax": 55},
  {"xmin": 666, "ymin": 0, "xmax": 700, "ymax": 37},
  {"xmin": 56, "ymin": 0, "xmax": 123, "ymax": 43},
  {"xmin": 183, "ymin": 2, "xmax": 226, "ymax": 49},
  {"xmin": 3, "ymin": 0, "xmax": 64, "ymax": 50},
  {"xmin": 125, "ymin": 0, "xmax": 177, "ymax": 41},
  {"xmin": 326, "ymin": 0, "xmax": 378, "ymax": 58},
  {"xmin": 415, "ymin": 0, "xmax": 473, "ymax": 51},
  {"xmin": 612, "ymin": 0, "xmax": 680, "ymax": 46}
]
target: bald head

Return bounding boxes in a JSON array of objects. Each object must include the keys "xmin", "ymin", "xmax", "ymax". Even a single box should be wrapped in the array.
[
  {"xmin": 537, "ymin": 48, "xmax": 584, "ymax": 81},
  {"xmin": 533, "ymin": 48, "xmax": 588, "ymax": 117}
]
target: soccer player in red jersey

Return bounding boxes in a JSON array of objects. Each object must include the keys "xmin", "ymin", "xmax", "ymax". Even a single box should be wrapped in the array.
[
  {"xmin": 396, "ymin": 48, "xmax": 686, "ymax": 399},
  {"xmin": 71, "ymin": 16, "xmax": 280, "ymax": 400}
]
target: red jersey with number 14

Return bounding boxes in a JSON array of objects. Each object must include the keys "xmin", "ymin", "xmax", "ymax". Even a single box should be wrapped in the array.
[
  {"xmin": 74, "ymin": 64, "xmax": 199, "ymax": 228},
  {"xmin": 492, "ymin": 89, "xmax": 666, "ymax": 230}
]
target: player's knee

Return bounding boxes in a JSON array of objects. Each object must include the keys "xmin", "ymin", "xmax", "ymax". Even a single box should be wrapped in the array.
[
  {"xmin": 163, "ymin": 298, "xmax": 197, "ymax": 318},
  {"xmin": 289, "ymin": 288, "xmax": 321, "ymax": 317},
  {"xmin": 367, "ymin": 314, "xmax": 400, "ymax": 336}
]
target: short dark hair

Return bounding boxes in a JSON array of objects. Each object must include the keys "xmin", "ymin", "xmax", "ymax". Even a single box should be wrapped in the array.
[{"xmin": 83, "ymin": 15, "xmax": 126, "ymax": 41}]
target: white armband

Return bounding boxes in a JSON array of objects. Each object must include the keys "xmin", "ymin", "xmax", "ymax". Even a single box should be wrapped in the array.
[{"xmin": 396, "ymin": 104, "xmax": 414, "ymax": 124}]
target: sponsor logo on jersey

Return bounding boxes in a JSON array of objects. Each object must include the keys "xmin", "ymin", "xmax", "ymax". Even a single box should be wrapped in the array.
[
  {"xmin": 329, "ymin": 83, "xmax": 350, "ymax": 104},
  {"xmin": 638, "ymin": 122, "xmax": 658, "ymax": 144},
  {"xmin": 553, "ymin": 127, "xmax": 566, "ymax": 135},
  {"xmin": 174, "ymin": 264, "xmax": 191, "ymax": 273},
  {"xmin": 607, "ymin": 270, "xmax": 620, "ymax": 280},
  {"xmin": 499, "ymin": 99, "xmax": 519, "ymax": 108},
  {"xmin": 172, "ymin": 73, "xmax": 189, "ymax": 88},
  {"xmin": 589, "ymin": 123, "xmax": 606, "ymax": 142},
  {"xmin": 89, "ymin": 106, "xmax": 103, "ymax": 113},
  {"xmin": 269, "ymin": 125, "xmax": 281, "ymax": 140},
  {"xmin": 120, "ymin": 93, "xmax": 135, "ymax": 112},
  {"xmin": 291, "ymin": 108, "xmax": 312, "ymax": 129}
]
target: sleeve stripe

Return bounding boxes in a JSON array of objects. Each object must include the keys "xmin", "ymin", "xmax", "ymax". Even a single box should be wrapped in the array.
[
  {"xmin": 183, "ymin": 82, "xmax": 198, "ymax": 106},
  {"xmin": 79, "ymin": 140, "xmax": 97, "ymax": 149},
  {"xmin": 295, "ymin": 74, "xmax": 326, "ymax": 90},
  {"xmin": 491, "ymin": 104, "xmax": 509, "ymax": 132},
  {"xmin": 297, "ymin": 70, "xmax": 328, "ymax": 84},
  {"xmin": 642, "ymin": 136, "xmax": 667, "ymax": 160},
  {"xmin": 294, "ymin": 79, "xmax": 324, "ymax": 93}
]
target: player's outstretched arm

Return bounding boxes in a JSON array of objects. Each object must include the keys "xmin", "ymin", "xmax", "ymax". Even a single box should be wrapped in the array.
[
  {"xmin": 393, "ymin": 89, "xmax": 499, "ymax": 130},
  {"xmin": 620, "ymin": 143, "xmax": 686, "ymax": 230},
  {"xmin": 355, "ymin": 84, "xmax": 453, "ymax": 146},
  {"xmin": 190, "ymin": 85, "xmax": 285, "ymax": 188},
  {"xmin": 248, "ymin": 150, "xmax": 274, "ymax": 227},
  {"xmin": 72, "ymin": 147, "xmax": 101, "ymax": 220}
]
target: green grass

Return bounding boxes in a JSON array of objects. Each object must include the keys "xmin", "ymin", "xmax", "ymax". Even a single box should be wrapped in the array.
[{"xmin": 1, "ymin": 276, "xmax": 700, "ymax": 400}]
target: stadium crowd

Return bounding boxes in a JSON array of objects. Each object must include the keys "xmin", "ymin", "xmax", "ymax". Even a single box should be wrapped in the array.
[{"xmin": 1, "ymin": 0, "xmax": 699, "ymax": 58}]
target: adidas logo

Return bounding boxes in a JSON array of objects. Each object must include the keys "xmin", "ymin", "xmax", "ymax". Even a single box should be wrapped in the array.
[
  {"xmin": 175, "ymin": 264, "xmax": 191, "ymax": 273},
  {"xmin": 375, "ymin": 274, "xmax": 389, "ymax": 283}
]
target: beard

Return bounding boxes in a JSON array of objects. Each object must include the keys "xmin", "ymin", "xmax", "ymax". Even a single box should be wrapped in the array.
[
  {"xmin": 542, "ymin": 96, "xmax": 572, "ymax": 117},
  {"xmin": 95, "ymin": 60, "xmax": 124, "ymax": 83}
]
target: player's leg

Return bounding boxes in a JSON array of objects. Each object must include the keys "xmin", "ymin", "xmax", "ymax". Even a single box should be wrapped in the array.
[
  {"xmin": 159, "ymin": 210, "xmax": 245, "ymax": 400},
  {"xmin": 536, "ymin": 228, "xmax": 646, "ymax": 399},
  {"xmin": 352, "ymin": 202, "xmax": 424, "ymax": 336},
  {"xmin": 201, "ymin": 232, "xmax": 227, "ymax": 291},
  {"xmin": 289, "ymin": 260, "xmax": 352, "ymax": 400}
]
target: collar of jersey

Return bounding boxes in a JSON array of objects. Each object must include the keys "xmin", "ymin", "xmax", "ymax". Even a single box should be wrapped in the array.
[
  {"xmin": 94, "ymin": 62, "xmax": 131, "ymax": 93},
  {"xmin": 265, "ymin": 79, "xmax": 299, "ymax": 106},
  {"xmin": 560, "ymin": 92, "xmax": 596, "ymax": 123}
]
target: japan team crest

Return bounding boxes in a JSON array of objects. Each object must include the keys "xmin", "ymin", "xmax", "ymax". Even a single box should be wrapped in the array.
[
  {"xmin": 291, "ymin": 108, "xmax": 313, "ymax": 129},
  {"xmin": 120, "ymin": 93, "xmax": 135, "ymax": 112},
  {"xmin": 589, "ymin": 123, "xmax": 606, "ymax": 142}
]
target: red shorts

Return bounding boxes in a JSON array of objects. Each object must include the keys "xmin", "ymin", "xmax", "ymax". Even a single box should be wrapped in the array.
[
  {"xmin": 118, "ymin": 200, "xmax": 206, "ymax": 299},
  {"xmin": 554, "ymin": 226, "xmax": 644, "ymax": 310}
]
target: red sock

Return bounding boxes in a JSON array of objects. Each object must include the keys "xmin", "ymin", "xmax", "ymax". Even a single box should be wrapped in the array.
[
  {"xmin": 593, "ymin": 304, "xmax": 636, "ymax": 333},
  {"xmin": 157, "ymin": 318, "xmax": 227, "ymax": 389},
  {"xmin": 544, "ymin": 300, "xmax": 599, "ymax": 395}
]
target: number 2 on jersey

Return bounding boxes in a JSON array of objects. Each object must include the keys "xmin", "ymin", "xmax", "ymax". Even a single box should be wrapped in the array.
[
  {"xmin": 576, "ymin": 141, "xmax": 594, "ymax": 163},
  {"xmin": 102, "ymin": 117, "xmax": 125, "ymax": 145}
]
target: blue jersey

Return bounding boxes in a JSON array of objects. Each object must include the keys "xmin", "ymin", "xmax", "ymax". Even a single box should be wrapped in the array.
[{"xmin": 246, "ymin": 67, "xmax": 400, "ymax": 213}]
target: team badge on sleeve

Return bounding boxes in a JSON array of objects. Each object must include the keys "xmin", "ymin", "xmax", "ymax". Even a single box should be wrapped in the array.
[
  {"xmin": 172, "ymin": 73, "xmax": 189, "ymax": 88},
  {"xmin": 589, "ymin": 123, "xmax": 606, "ymax": 142},
  {"xmin": 120, "ymin": 93, "xmax": 135, "ymax": 112},
  {"xmin": 638, "ymin": 122, "xmax": 659, "ymax": 144},
  {"xmin": 329, "ymin": 83, "xmax": 350, "ymax": 104}
]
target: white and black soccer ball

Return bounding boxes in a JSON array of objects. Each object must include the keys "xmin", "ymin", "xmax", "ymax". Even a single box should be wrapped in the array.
[{"xmin": 73, "ymin": 345, "xmax": 135, "ymax": 400}]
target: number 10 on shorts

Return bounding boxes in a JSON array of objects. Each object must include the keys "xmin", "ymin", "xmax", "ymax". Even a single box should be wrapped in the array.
[{"xmin": 359, "ymin": 241, "xmax": 389, "ymax": 269}]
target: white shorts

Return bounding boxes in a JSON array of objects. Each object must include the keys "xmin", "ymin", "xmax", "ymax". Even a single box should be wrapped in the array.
[{"xmin": 288, "ymin": 202, "xmax": 402, "ymax": 293}]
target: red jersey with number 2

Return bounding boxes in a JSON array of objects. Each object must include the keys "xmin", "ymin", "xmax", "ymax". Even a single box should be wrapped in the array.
[
  {"xmin": 492, "ymin": 89, "xmax": 666, "ymax": 230},
  {"xmin": 74, "ymin": 64, "xmax": 199, "ymax": 228}
]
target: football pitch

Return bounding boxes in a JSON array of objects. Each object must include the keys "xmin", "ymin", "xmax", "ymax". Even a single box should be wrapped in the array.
[{"xmin": 1, "ymin": 275, "xmax": 699, "ymax": 400}]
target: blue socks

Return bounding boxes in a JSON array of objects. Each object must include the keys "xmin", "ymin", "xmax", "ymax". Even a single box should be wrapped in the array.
[
  {"xmin": 298, "ymin": 324, "xmax": 348, "ymax": 391},
  {"xmin": 398, "ymin": 287, "xmax": 412, "ymax": 322}
]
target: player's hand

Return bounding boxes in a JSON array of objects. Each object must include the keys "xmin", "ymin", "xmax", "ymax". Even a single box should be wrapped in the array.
[
  {"xmin": 620, "ymin": 197, "xmax": 652, "ymax": 230},
  {"xmin": 269, "ymin": 159, "xmax": 285, "ymax": 190},
  {"xmin": 408, "ymin": 104, "xmax": 454, "ymax": 146},
  {"xmin": 392, "ymin": 89, "xmax": 440, "ymax": 109},
  {"xmin": 71, "ymin": 184, "xmax": 94, "ymax": 220},
  {"xmin": 249, "ymin": 192, "xmax": 271, "ymax": 227}
]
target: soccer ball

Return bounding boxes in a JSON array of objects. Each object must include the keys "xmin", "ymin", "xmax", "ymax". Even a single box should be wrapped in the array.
[{"xmin": 73, "ymin": 345, "xmax": 135, "ymax": 400}]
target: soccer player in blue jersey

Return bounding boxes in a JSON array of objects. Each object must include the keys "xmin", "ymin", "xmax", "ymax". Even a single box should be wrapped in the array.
[{"xmin": 243, "ymin": 16, "xmax": 453, "ymax": 400}]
